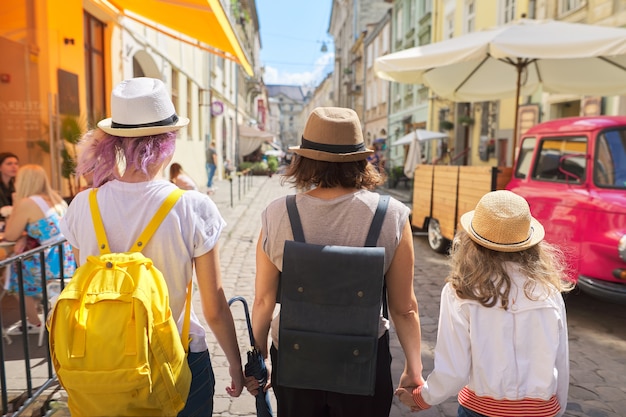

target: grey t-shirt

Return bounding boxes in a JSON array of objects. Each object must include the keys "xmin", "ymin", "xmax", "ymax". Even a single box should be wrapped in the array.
[{"xmin": 261, "ymin": 189, "xmax": 411, "ymax": 344}]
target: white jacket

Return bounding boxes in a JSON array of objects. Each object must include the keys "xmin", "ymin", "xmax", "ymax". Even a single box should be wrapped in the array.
[{"xmin": 421, "ymin": 263, "xmax": 568, "ymax": 417}]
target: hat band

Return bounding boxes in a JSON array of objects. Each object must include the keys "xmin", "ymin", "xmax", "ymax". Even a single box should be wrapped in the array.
[
  {"xmin": 300, "ymin": 137, "xmax": 366, "ymax": 154},
  {"xmin": 111, "ymin": 114, "xmax": 179, "ymax": 129},
  {"xmin": 470, "ymin": 222, "xmax": 534, "ymax": 247}
]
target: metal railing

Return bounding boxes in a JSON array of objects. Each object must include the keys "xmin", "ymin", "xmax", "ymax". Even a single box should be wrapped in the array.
[
  {"xmin": 229, "ymin": 169, "xmax": 254, "ymax": 208},
  {"xmin": 0, "ymin": 239, "xmax": 69, "ymax": 417}
]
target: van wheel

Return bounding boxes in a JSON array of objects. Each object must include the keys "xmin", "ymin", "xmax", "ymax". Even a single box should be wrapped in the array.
[{"xmin": 428, "ymin": 219, "xmax": 451, "ymax": 253}]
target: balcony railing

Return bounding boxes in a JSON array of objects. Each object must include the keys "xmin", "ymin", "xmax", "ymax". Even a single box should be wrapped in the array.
[{"xmin": 0, "ymin": 238, "xmax": 70, "ymax": 417}]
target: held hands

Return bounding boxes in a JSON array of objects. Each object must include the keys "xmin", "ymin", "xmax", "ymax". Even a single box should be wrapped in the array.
[
  {"xmin": 394, "ymin": 385, "xmax": 432, "ymax": 413},
  {"xmin": 395, "ymin": 386, "xmax": 421, "ymax": 412},
  {"xmin": 395, "ymin": 370, "xmax": 428, "ymax": 412}
]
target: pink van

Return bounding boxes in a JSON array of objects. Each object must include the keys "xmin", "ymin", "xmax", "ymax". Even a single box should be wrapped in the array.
[{"xmin": 506, "ymin": 116, "xmax": 626, "ymax": 303}]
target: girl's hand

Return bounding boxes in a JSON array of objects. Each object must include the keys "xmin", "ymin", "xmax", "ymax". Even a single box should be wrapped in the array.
[{"xmin": 394, "ymin": 386, "xmax": 421, "ymax": 412}]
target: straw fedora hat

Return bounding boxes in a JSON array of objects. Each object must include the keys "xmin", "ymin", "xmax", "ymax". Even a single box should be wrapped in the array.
[
  {"xmin": 290, "ymin": 107, "xmax": 373, "ymax": 162},
  {"xmin": 460, "ymin": 190, "xmax": 545, "ymax": 252},
  {"xmin": 97, "ymin": 77, "xmax": 189, "ymax": 137}
]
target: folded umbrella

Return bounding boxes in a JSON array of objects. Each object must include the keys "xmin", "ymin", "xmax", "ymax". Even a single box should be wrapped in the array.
[{"xmin": 228, "ymin": 296, "xmax": 273, "ymax": 417}]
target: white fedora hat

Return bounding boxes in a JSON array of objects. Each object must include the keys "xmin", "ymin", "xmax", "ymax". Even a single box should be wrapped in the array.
[
  {"xmin": 97, "ymin": 77, "xmax": 189, "ymax": 137},
  {"xmin": 460, "ymin": 190, "xmax": 545, "ymax": 252}
]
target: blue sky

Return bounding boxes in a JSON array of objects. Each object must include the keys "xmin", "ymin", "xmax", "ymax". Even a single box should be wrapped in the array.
[{"xmin": 256, "ymin": 0, "xmax": 334, "ymax": 87}]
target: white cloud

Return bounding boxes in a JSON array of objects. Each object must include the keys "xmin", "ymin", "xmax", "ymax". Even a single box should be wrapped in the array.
[{"xmin": 263, "ymin": 52, "xmax": 334, "ymax": 87}]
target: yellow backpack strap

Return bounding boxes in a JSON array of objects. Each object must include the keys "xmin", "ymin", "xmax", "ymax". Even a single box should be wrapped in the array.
[
  {"xmin": 89, "ymin": 188, "xmax": 110, "ymax": 254},
  {"xmin": 89, "ymin": 188, "xmax": 185, "ymax": 254},
  {"xmin": 130, "ymin": 188, "xmax": 185, "ymax": 252}
]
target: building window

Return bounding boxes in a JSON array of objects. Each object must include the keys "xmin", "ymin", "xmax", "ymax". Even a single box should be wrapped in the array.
[
  {"xmin": 395, "ymin": 7, "xmax": 403, "ymax": 42},
  {"xmin": 382, "ymin": 23, "xmax": 389, "ymax": 53},
  {"xmin": 464, "ymin": 0, "xmax": 476, "ymax": 34},
  {"xmin": 171, "ymin": 69, "xmax": 179, "ymax": 116},
  {"xmin": 187, "ymin": 79, "xmax": 193, "ymax": 140},
  {"xmin": 559, "ymin": 0, "xmax": 584, "ymax": 14},
  {"xmin": 444, "ymin": 13, "xmax": 454, "ymax": 39},
  {"xmin": 83, "ymin": 11, "xmax": 106, "ymax": 128},
  {"xmin": 501, "ymin": 0, "xmax": 516, "ymax": 24}
]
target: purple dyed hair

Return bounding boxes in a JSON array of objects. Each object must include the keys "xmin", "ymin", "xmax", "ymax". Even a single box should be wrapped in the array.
[{"xmin": 76, "ymin": 129, "xmax": 177, "ymax": 187}]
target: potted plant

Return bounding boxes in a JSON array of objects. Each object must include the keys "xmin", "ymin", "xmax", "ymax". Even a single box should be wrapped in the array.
[
  {"xmin": 439, "ymin": 120, "xmax": 454, "ymax": 131},
  {"xmin": 458, "ymin": 115, "xmax": 475, "ymax": 126},
  {"xmin": 267, "ymin": 156, "xmax": 279, "ymax": 177}
]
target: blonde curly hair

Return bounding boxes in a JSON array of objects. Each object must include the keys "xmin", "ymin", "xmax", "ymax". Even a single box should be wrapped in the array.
[{"xmin": 446, "ymin": 230, "xmax": 574, "ymax": 310}]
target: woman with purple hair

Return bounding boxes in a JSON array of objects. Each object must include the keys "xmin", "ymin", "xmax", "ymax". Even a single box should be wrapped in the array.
[{"xmin": 59, "ymin": 77, "xmax": 244, "ymax": 416}]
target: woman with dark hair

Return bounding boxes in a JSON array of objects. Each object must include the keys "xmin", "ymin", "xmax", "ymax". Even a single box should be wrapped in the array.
[
  {"xmin": 59, "ymin": 77, "xmax": 243, "ymax": 416},
  {"xmin": 246, "ymin": 107, "xmax": 425, "ymax": 416},
  {"xmin": 0, "ymin": 152, "xmax": 19, "ymax": 216}
]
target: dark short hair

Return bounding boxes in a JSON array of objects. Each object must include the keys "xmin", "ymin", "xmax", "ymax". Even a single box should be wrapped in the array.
[
  {"xmin": 282, "ymin": 154, "xmax": 384, "ymax": 190},
  {"xmin": 0, "ymin": 152, "xmax": 18, "ymax": 165}
]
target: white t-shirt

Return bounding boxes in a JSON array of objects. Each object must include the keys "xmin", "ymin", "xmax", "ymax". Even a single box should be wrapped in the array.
[{"xmin": 59, "ymin": 179, "xmax": 225, "ymax": 352}]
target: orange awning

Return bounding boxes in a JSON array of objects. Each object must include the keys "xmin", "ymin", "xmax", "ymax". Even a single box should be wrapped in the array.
[{"xmin": 106, "ymin": 0, "xmax": 253, "ymax": 76}]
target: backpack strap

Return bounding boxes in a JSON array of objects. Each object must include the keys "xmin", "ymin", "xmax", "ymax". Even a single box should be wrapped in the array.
[
  {"xmin": 368, "ymin": 195, "xmax": 391, "ymax": 319},
  {"xmin": 89, "ymin": 188, "xmax": 185, "ymax": 254},
  {"xmin": 365, "ymin": 195, "xmax": 390, "ymax": 247},
  {"xmin": 285, "ymin": 194, "xmax": 305, "ymax": 242},
  {"xmin": 286, "ymin": 194, "xmax": 390, "ymax": 245}
]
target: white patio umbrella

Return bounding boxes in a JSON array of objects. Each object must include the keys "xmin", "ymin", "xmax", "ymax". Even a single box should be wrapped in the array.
[
  {"xmin": 375, "ymin": 19, "xmax": 626, "ymax": 160},
  {"xmin": 392, "ymin": 130, "xmax": 449, "ymax": 178},
  {"xmin": 392, "ymin": 129, "xmax": 449, "ymax": 146}
]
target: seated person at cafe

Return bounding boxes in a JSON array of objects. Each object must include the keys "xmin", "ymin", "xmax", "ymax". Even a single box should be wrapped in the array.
[{"xmin": 3, "ymin": 165, "xmax": 76, "ymax": 335}]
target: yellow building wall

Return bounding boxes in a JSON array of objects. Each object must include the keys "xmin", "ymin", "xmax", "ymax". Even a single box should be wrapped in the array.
[
  {"xmin": 0, "ymin": 0, "xmax": 118, "ymax": 194},
  {"xmin": 428, "ymin": 0, "xmax": 533, "ymax": 167}
]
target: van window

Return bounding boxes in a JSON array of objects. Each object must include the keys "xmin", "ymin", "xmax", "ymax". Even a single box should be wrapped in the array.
[
  {"xmin": 595, "ymin": 128, "xmax": 626, "ymax": 189},
  {"xmin": 532, "ymin": 136, "xmax": 587, "ymax": 183},
  {"xmin": 514, "ymin": 137, "xmax": 536, "ymax": 179}
]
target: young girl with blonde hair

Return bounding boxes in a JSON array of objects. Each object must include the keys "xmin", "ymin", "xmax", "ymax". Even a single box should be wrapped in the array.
[
  {"xmin": 4, "ymin": 164, "xmax": 76, "ymax": 335},
  {"xmin": 396, "ymin": 190, "xmax": 573, "ymax": 417}
]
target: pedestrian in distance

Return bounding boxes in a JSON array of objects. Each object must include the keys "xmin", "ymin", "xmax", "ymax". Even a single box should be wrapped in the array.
[
  {"xmin": 206, "ymin": 140, "xmax": 218, "ymax": 193},
  {"xmin": 59, "ymin": 77, "xmax": 244, "ymax": 415},
  {"xmin": 395, "ymin": 190, "xmax": 573, "ymax": 417},
  {"xmin": 3, "ymin": 164, "xmax": 76, "ymax": 336},
  {"xmin": 169, "ymin": 162, "xmax": 198, "ymax": 191},
  {"xmin": 246, "ymin": 106, "xmax": 425, "ymax": 417}
]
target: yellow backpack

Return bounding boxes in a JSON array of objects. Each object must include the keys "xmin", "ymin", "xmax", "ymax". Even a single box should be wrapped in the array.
[{"xmin": 48, "ymin": 188, "xmax": 192, "ymax": 416}]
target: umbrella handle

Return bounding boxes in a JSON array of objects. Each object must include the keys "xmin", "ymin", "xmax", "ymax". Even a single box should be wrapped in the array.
[{"xmin": 228, "ymin": 296, "xmax": 256, "ymax": 347}]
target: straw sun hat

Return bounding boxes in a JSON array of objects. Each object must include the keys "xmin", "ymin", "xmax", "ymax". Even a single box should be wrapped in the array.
[
  {"xmin": 98, "ymin": 77, "xmax": 189, "ymax": 137},
  {"xmin": 460, "ymin": 190, "xmax": 545, "ymax": 252},
  {"xmin": 290, "ymin": 107, "xmax": 373, "ymax": 162}
]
